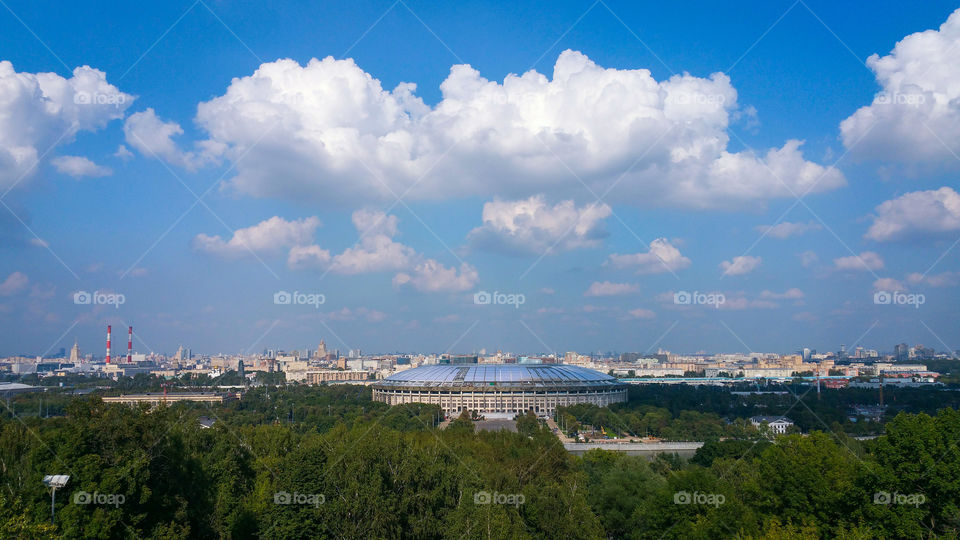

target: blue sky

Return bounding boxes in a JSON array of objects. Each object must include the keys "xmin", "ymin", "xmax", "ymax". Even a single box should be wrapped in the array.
[{"xmin": 1, "ymin": 0, "xmax": 959, "ymax": 357}]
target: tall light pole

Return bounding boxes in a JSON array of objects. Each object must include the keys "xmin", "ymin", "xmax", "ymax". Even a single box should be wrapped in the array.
[{"xmin": 42, "ymin": 475, "xmax": 69, "ymax": 525}]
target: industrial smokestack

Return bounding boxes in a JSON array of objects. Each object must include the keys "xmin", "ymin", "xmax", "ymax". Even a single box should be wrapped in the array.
[
  {"xmin": 106, "ymin": 325, "xmax": 112, "ymax": 364},
  {"xmin": 127, "ymin": 326, "xmax": 133, "ymax": 363}
]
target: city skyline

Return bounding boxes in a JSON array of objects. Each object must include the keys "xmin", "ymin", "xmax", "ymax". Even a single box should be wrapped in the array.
[
  {"xmin": 1, "ymin": 1, "xmax": 959, "ymax": 355},
  {"xmin": 14, "ymin": 328, "xmax": 954, "ymax": 361}
]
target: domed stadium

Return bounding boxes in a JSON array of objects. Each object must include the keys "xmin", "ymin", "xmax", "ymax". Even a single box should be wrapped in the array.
[{"xmin": 372, "ymin": 364, "xmax": 628, "ymax": 417}]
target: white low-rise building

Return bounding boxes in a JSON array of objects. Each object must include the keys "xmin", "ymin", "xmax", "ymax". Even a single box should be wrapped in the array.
[{"xmin": 750, "ymin": 415, "xmax": 794, "ymax": 435}]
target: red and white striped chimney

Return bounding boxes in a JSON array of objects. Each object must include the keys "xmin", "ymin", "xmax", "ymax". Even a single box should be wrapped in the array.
[
  {"xmin": 106, "ymin": 325, "xmax": 112, "ymax": 364},
  {"xmin": 127, "ymin": 326, "xmax": 133, "ymax": 363}
]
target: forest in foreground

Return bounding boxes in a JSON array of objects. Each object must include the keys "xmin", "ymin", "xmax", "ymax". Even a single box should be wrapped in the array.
[{"xmin": 0, "ymin": 384, "xmax": 958, "ymax": 539}]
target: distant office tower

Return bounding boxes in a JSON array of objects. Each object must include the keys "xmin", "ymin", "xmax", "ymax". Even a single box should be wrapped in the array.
[
  {"xmin": 317, "ymin": 339, "xmax": 327, "ymax": 359},
  {"xmin": 70, "ymin": 340, "xmax": 80, "ymax": 363},
  {"xmin": 238, "ymin": 359, "xmax": 245, "ymax": 381},
  {"xmin": 894, "ymin": 343, "xmax": 909, "ymax": 362}
]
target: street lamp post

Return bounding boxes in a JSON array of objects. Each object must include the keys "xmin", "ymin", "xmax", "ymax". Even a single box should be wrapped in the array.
[{"xmin": 42, "ymin": 475, "xmax": 69, "ymax": 525}]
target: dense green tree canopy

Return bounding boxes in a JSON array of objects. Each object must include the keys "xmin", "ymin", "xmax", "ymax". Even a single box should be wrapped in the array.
[{"xmin": 0, "ymin": 382, "xmax": 958, "ymax": 538}]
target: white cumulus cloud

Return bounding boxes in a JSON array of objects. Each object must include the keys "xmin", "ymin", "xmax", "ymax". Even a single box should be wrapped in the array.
[
  {"xmin": 329, "ymin": 209, "xmax": 416, "ymax": 274},
  {"xmin": 332, "ymin": 234, "xmax": 417, "ymax": 274},
  {"xmin": 51, "ymin": 155, "xmax": 112, "ymax": 178},
  {"xmin": 468, "ymin": 196, "xmax": 610, "ymax": 254},
  {"xmin": 626, "ymin": 308, "xmax": 656, "ymax": 319},
  {"xmin": 189, "ymin": 51, "xmax": 843, "ymax": 209},
  {"xmin": 393, "ymin": 260, "xmax": 478, "ymax": 292},
  {"xmin": 280, "ymin": 209, "xmax": 481, "ymax": 293},
  {"xmin": 193, "ymin": 216, "xmax": 321, "ymax": 258},
  {"xmin": 0, "ymin": 272, "xmax": 28, "ymax": 296},
  {"xmin": 906, "ymin": 271, "xmax": 960, "ymax": 287},
  {"xmin": 834, "ymin": 251, "xmax": 884, "ymax": 271},
  {"xmin": 0, "ymin": 61, "xmax": 132, "ymax": 190},
  {"xmin": 113, "ymin": 144, "xmax": 134, "ymax": 161},
  {"xmin": 865, "ymin": 187, "xmax": 960, "ymax": 241},
  {"xmin": 840, "ymin": 9, "xmax": 960, "ymax": 168},
  {"xmin": 584, "ymin": 281, "xmax": 639, "ymax": 297},
  {"xmin": 287, "ymin": 244, "xmax": 331, "ymax": 270},
  {"xmin": 351, "ymin": 208, "xmax": 400, "ymax": 237},
  {"xmin": 607, "ymin": 238, "xmax": 691, "ymax": 274},
  {"xmin": 800, "ymin": 250, "xmax": 819, "ymax": 268},
  {"xmin": 720, "ymin": 255, "xmax": 761, "ymax": 276},
  {"xmin": 124, "ymin": 108, "xmax": 222, "ymax": 170},
  {"xmin": 760, "ymin": 288, "xmax": 804, "ymax": 300},
  {"xmin": 873, "ymin": 277, "xmax": 906, "ymax": 292}
]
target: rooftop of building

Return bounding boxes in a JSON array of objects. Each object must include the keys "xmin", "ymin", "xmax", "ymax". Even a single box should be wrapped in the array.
[{"xmin": 373, "ymin": 363, "xmax": 626, "ymax": 390}]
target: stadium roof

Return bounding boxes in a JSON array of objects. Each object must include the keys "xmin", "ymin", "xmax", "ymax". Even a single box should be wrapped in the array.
[{"xmin": 374, "ymin": 364, "xmax": 626, "ymax": 391}]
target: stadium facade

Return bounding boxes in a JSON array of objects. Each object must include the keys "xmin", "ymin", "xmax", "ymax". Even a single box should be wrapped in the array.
[{"xmin": 371, "ymin": 364, "xmax": 628, "ymax": 417}]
